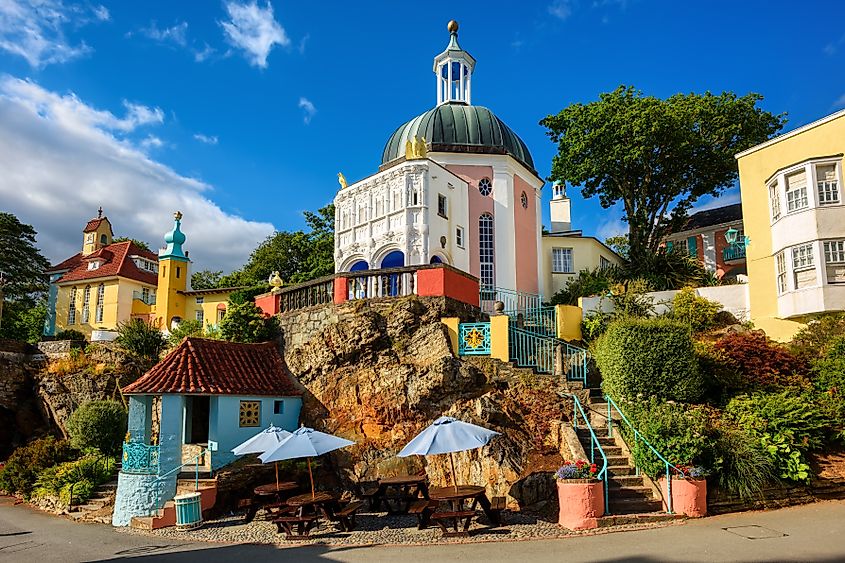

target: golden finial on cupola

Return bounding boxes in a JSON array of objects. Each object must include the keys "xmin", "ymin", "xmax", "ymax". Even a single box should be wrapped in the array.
[{"xmin": 337, "ymin": 172, "xmax": 348, "ymax": 190}]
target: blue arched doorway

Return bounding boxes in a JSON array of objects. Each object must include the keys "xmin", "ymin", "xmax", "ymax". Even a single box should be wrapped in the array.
[
  {"xmin": 380, "ymin": 250, "xmax": 405, "ymax": 296},
  {"xmin": 430, "ymin": 255, "xmax": 443, "ymax": 264},
  {"xmin": 350, "ymin": 260, "xmax": 369, "ymax": 272}
]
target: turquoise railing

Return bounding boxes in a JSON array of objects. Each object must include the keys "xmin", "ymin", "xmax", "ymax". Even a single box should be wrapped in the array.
[
  {"xmin": 122, "ymin": 442, "xmax": 160, "ymax": 474},
  {"xmin": 509, "ymin": 326, "xmax": 588, "ymax": 383},
  {"xmin": 569, "ymin": 393, "xmax": 609, "ymax": 515},
  {"xmin": 508, "ymin": 306, "xmax": 557, "ymax": 337},
  {"xmin": 480, "ymin": 286, "xmax": 542, "ymax": 315},
  {"xmin": 151, "ymin": 448, "xmax": 209, "ymax": 517},
  {"xmin": 722, "ymin": 244, "xmax": 746, "ymax": 262},
  {"xmin": 605, "ymin": 395, "xmax": 681, "ymax": 514},
  {"xmin": 458, "ymin": 322, "xmax": 491, "ymax": 355}
]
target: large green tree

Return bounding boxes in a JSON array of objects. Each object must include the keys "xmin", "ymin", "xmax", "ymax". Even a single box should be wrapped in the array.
[
  {"xmin": 190, "ymin": 269, "xmax": 224, "ymax": 290},
  {"xmin": 541, "ymin": 86, "xmax": 786, "ymax": 264},
  {"xmin": 220, "ymin": 203, "xmax": 335, "ymax": 288},
  {"xmin": 0, "ymin": 213, "xmax": 50, "ymax": 341}
]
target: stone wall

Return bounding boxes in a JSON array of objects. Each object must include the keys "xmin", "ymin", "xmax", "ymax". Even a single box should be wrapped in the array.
[
  {"xmin": 36, "ymin": 340, "xmax": 85, "ymax": 360},
  {"xmin": 0, "ymin": 349, "xmax": 51, "ymax": 458},
  {"xmin": 709, "ymin": 477, "xmax": 845, "ymax": 515}
]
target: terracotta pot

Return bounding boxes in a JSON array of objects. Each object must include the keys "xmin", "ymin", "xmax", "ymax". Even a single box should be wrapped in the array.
[
  {"xmin": 556, "ymin": 479, "xmax": 604, "ymax": 530},
  {"xmin": 659, "ymin": 477, "xmax": 707, "ymax": 517}
]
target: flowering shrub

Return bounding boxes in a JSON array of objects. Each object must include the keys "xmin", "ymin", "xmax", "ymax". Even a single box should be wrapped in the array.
[
  {"xmin": 674, "ymin": 465, "xmax": 709, "ymax": 479},
  {"xmin": 555, "ymin": 460, "xmax": 599, "ymax": 480},
  {"xmin": 713, "ymin": 332, "xmax": 808, "ymax": 389}
]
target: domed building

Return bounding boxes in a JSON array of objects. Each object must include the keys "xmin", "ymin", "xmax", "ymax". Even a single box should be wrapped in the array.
[{"xmin": 333, "ymin": 21, "xmax": 544, "ymax": 296}]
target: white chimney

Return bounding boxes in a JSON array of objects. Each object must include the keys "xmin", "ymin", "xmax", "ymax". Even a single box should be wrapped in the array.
[{"xmin": 550, "ymin": 183, "xmax": 571, "ymax": 233}]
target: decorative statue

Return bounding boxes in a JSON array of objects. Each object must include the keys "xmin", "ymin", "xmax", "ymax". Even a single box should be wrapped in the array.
[
  {"xmin": 405, "ymin": 136, "xmax": 427, "ymax": 160},
  {"xmin": 268, "ymin": 271, "xmax": 284, "ymax": 294},
  {"xmin": 337, "ymin": 172, "xmax": 348, "ymax": 189}
]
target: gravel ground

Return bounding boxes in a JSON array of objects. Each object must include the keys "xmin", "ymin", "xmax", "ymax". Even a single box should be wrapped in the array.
[{"xmin": 119, "ymin": 508, "xmax": 682, "ymax": 547}]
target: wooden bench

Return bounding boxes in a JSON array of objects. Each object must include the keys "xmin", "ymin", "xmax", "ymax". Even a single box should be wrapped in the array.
[
  {"xmin": 333, "ymin": 500, "xmax": 364, "ymax": 532},
  {"xmin": 408, "ymin": 499, "xmax": 438, "ymax": 529},
  {"xmin": 273, "ymin": 514, "xmax": 319, "ymax": 539},
  {"xmin": 358, "ymin": 481, "xmax": 382, "ymax": 511},
  {"xmin": 489, "ymin": 496, "xmax": 506, "ymax": 525},
  {"xmin": 430, "ymin": 510, "xmax": 476, "ymax": 537}
]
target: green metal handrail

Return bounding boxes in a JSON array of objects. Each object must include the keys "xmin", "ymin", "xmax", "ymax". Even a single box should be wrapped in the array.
[
  {"xmin": 604, "ymin": 394, "xmax": 681, "ymax": 514},
  {"xmin": 480, "ymin": 286, "xmax": 542, "ymax": 314},
  {"xmin": 568, "ymin": 393, "xmax": 609, "ymax": 515},
  {"xmin": 507, "ymin": 306, "xmax": 557, "ymax": 337},
  {"xmin": 150, "ymin": 449, "xmax": 209, "ymax": 517},
  {"xmin": 508, "ymin": 326, "xmax": 588, "ymax": 383}
]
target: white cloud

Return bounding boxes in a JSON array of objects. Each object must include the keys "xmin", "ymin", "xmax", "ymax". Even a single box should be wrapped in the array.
[
  {"xmin": 689, "ymin": 191, "xmax": 741, "ymax": 213},
  {"xmin": 834, "ymin": 93, "xmax": 845, "ymax": 107},
  {"xmin": 596, "ymin": 214, "xmax": 627, "ymax": 241},
  {"xmin": 298, "ymin": 97, "xmax": 315, "ymax": 124},
  {"xmin": 220, "ymin": 1, "xmax": 289, "ymax": 68},
  {"xmin": 297, "ymin": 32, "xmax": 309, "ymax": 54},
  {"xmin": 0, "ymin": 76, "xmax": 274, "ymax": 272},
  {"xmin": 548, "ymin": 0, "xmax": 574, "ymax": 20},
  {"xmin": 137, "ymin": 20, "xmax": 189, "ymax": 47},
  {"xmin": 193, "ymin": 42, "xmax": 216, "ymax": 62},
  {"xmin": 193, "ymin": 133, "xmax": 218, "ymax": 145},
  {"xmin": 140, "ymin": 134, "xmax": 164, "ymax": 149},
  {"xmin": 0, "ymin": 0, "xmax": 108, "ymax": 68}
]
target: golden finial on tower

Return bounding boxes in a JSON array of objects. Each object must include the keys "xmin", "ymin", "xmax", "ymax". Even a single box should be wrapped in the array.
[
  {"xmin": 174, "ymin": 211, "xmax": 183, "ymax": 221},
  {"xmin": 447, "ymin": 20, "xmax": 459, "ymax": 33},
  {"xmin": 337, "ymin": 172, "xmax": 348, "ymax": 190},
  {"xmin": 405, "ymin": 136, "xmax": 428, "ymax": 160}
]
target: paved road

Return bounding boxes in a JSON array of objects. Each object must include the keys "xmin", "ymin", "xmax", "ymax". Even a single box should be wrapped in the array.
[{"xmin": 2, "ymin": 496, "xmax": 845, "ymax": 562}]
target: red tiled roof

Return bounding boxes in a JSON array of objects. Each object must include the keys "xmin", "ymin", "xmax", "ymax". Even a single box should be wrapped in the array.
[
  {"xmin": 124, "ymin": 337, "xmax": 302, "ymax": 396},
  {"xmin": 50, "ymin": 241, "xmax": 159, "ymax": 285},
  {"xmin": 84, "ymin": 217, "xmax": 112, "ymax": 233}
]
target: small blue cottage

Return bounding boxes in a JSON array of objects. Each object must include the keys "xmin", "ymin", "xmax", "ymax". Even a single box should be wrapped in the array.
[{"xmin": 112, "ymin": 337, "xmax": 303, "ymax": 526}]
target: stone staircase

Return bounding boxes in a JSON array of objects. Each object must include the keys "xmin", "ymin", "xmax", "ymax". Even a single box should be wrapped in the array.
[
  {"xmin": 575, "ymin": 388, "xmax": 683, "ymax": 524},
  {"xmin": 67, "ymin": 462, "xmax": 121, "ymax": 524},
  {"xmin": 130, "ymin": 477, "xmax": 218, "ymax": 530}
]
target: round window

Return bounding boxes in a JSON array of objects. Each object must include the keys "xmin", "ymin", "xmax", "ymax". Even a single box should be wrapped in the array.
[
  {"xmin": 521, "ymin": 191, "xmax": 528, "ymax": 209},
  {"xmin": 478, "ymin": 178, "xmax": 493, "ymax": 196}
]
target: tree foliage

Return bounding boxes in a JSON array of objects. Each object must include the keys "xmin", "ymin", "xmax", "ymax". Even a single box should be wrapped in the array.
[
  {"xmin": 112, "ymin": 237, "xmax": 151, "ymax": 251},
  {"xmin": 190, "ymin": 270, "xmax": 224, "ymax": 290},
  {"xmin": 115, "ymin": 318, "xmax": 166, "ymax": 363},
  {"xmin": 0, "ymin": 213, "xmax": 51, "ymax": 341},
  {"xmin": 541, "ymin": 86, "xmax": 785, "ymax": 264},
  {"xmin": 66, "ymin": 400, "xmax": 127, "ymax": 456},
  {"xmin": 219, "ymin": 301, "xmax": 280, "ymax": 343}
]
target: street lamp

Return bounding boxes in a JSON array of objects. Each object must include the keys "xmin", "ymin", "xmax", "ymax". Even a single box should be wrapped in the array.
[{"xmin": 725, "ymin": 228, "xmax": 750, "ymax": 248}]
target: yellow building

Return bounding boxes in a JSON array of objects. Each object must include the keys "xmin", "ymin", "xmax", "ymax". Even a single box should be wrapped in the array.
[
  {"xmin": 45, "ymin": 211, "xmax": 160, "ymax": 339},
  {"xmin": 148, "ymin": 212, "xmax": 239, "ymax": 334},
  {"xmin": 736, "ymin": 109, "xmax": 845, "ymax": 341},
  {"xmin": 539, "ymin": 184, "xmax": 623, "ymax": 299}
]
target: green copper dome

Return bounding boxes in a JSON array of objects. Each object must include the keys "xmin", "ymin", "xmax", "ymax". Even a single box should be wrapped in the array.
[{"xmin": 381, "ymin": 102, "xmax": 535, "ymax": 172}]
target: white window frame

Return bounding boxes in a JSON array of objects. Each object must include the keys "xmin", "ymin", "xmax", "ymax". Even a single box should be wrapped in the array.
[
  {"xmin": 768, "ymin": 182, "xmax": 781, "ymax": 221},
  {"xmin": 776, "ymin": 251, "xmax": 787, "ymax": 294},
  {"xmin": 791, "ymin": 243, "xmax": 815, "ymax": 271},
  {"xmin": 824, "ymin": 240, "xmax": 845, "ymax": 264},
  {"xmin": 552, "ymin": 247, "xmax": 574, "ymax": 274},
  {"xmin": 67, "ymin": 287, "xmax": 77, "ymax": 325},
  {"xmin": 81, "ymin": 285, "xmax": 90, "ymax": 323},
  {"xmin": 196, "ymin": 296, "xmax": 204, "ymax": 304},
  {"xmin": 95, "ymin": 283, "xmax": 105, "ymax": 323},
  {"xmin": 195, "ymin": 309, "xmax": 204, "ymax": 323},
  {"xmin": 456, "ymin": 226, "xmax": 465, "ymax": 249},
  {"xmin": 785, "ymin": 175, "xmax": 808, "ymax": 213},
  {"xmin": 816, "ymin": 162, "xmax": 841, "ymax": 205},
  {"xmin": 479, "ymin": 213, "xmax": 495, "ymax": 288}
]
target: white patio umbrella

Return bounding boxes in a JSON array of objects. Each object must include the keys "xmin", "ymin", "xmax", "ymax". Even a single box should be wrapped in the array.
[
  {"xmin": 259, "ymin": 427, "xmax": 356, "ymax": 498},
  {"xmin": 398, "ymin": 416, "xmax": 500, "ymax": 492},
  {"xmin": 231, "ymin": 425, "xmax": 292, "ymax": 488}
]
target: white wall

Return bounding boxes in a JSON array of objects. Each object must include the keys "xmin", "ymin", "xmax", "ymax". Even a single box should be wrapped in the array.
[{"xmin": 580, "ymin": 284, "xmax": 750, "ymax": 322}]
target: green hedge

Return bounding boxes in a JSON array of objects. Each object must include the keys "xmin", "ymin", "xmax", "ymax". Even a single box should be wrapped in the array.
[
  {"xmin": 0, "ymin": 437, "xmax": 75, "ymax": 497},
  {"xmin": 595, "ymin": 317, "xmax": 705, "ymax": 402}
]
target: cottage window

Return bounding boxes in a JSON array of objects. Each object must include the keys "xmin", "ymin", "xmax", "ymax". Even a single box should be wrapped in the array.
[
  {"xmin": 68, "ymin": 287, "xmax": 78, "ymax": 325},
  {"xmin": 824, "ymin": 240, "xmax": 845, "ymax": 283},
  {"xmin": 456, "ymin": 226, "xmax": 465, "ymax": 248},
  {"xmin": 239, "ymin": 401, "xmax": 261, "ymax": 427},
  {"xmin": 552, "ymin": 248, "xmax": 574, "ymax": 274},
  {"xmin": 274, "ymin": 400, "xmax": 285, "ymax": 415},
  {"xmin": 791, "ymin": 243, "xmax": 817, "ymax": 289},
  {"xmin": 196, "ymin": 309, "xmax": 204, "ymax": 323},
  {"xmin": 95, "ymin": 283, "xmax": 105, "ymax": 323},
  {"xmin": 81, "ymin": 286, "xmax": 91, "ymax": 323},
  {"xmin": 196, "ymin": 297, "xmax": 204, "ymax": 304},
  {"xmin": 438, "ymin": 194, "xmax": 448, "ymax": 218},
  {"xmin": 776, "ymin": 252, "xmax": 787, "ymax": 294},
  {"xmin": 816, "ymin": 164, "xmax": 840, "ymax": 205},
  {"xmin": 769, "ymin": 182, "xmax": 781, "ymax": 221},
  {"xmin": 785, "ymin": 170, "xmax": 808, "ymax": 213}
]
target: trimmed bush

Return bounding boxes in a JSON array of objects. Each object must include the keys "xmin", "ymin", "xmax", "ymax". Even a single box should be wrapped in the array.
[
  {"xmin": 220, "ymin": 301, "xmax": 280, "ymax": 343},
  {"xmin": 55, "ymin": 329, "xmax": 86, "ymax": 341},
  {"xmin": 714, "ymin": 332, "xmax": 808, "ymax": 389},
  {"xmin": 672, "ymin": 287, "xmax": 722, "ymax": 333},
  {"xmin": 621, "ymin": 398, "xmax": 713, "ymax": 478},
  {"xmin": 0, "ymin": 437, "xmax": 75, "ymax": 497},
  {"xmin": 595, "ymin": 318, "xmax": 705, "ymax": 402},
  {"xmin": 66, "ymin": 400, "xmax": 127, "ymax": 456}
]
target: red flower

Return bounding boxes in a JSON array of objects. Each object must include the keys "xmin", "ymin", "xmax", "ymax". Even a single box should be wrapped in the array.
[{"xmin": 590, "ymin": 464, "xmax": 597, "ymax": 473}]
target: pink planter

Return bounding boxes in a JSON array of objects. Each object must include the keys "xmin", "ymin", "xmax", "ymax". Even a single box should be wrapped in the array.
[
  {"xmin": 557, "ymin": 479, "xmax": 604, "ymax": 530},
  {"xmin": 659, "ymin": 477, "xmax": 707, "ymax": 517}
]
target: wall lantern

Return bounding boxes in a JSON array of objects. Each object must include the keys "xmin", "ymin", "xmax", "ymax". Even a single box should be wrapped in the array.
[{"xmin": 725, "ymin": 227, "xmax": 739, "ymax": 245}]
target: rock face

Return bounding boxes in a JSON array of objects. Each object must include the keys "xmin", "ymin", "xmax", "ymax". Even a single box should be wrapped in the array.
[
  {"xmin": 279, "ymin": 296, "xmax": 570, "ymax": 507},
  {"xmin": 0, "ymin": 344, "xmax": 51, "ymax": 458}
]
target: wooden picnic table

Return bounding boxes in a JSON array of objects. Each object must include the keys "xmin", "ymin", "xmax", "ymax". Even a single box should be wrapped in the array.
[
  {"xmin": 286, "ymin": 491, "xmax": 340, "ymax": 515},
  {"xmin": 254, "ymin": 482, "xmax": 299, "ymax": 498},
  {"xmin": 242, "ymin": 481, "xmax": 299, "ymax": 523},
  {"xmin": 375, "ymin": 475, "xmax": 429, "ymax": 514},
  {"xmin": 429, "ymin": 485, "xmax": 501, "ymax": 535}
]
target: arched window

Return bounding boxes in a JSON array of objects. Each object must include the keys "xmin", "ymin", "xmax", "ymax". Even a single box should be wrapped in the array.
[
  {"xmin": 479, "ymin": 213, "xmax": 494, "ymax": 288},
  {"xmin": 81, "ymin": 285, "xmax": 91, "ymax": 323},
  {"xmin": 95, "ymin": 283, "xmax": 105, "ymax": 323},
  {"xmin": 99, "ymin": 233, "xmax": 108, "ymax": 245},
  {"xmin": 67, "ymin": 287, "xmax": 78, "ymax": 325}
]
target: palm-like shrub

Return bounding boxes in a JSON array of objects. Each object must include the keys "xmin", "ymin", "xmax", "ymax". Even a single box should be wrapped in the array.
[{"xmin": 115, "ymin": 318, "xmax": 166, "ymax": 362}]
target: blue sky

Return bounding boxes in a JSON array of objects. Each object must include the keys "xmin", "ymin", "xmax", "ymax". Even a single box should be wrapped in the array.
[{"xmin": 2, "ymin": 0, "xmax": 845, "ymax": 271}]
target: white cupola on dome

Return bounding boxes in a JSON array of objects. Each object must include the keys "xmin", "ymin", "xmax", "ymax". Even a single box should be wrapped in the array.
[{"xmin": 433, "ymin": 20, "xmax": 476, "ymax": 105}]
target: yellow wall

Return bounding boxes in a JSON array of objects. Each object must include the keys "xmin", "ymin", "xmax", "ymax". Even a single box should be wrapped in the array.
[
  {"xmin": 54, "ymin": 278, "xmax": 155, "ymax": 337},
  {"xmin": 737, "ymin": 113, "xmax": 845, "ymax": 341},
  {"xmin": 441, "ymin": 317, "xmax": 460, "ymax": 355},
  {"xmin": 555, "ymin": 304, "xmax": 583, "ymax": 341},
  {"xmin": 153, "ymin": 259, "xmax": 188, "ymax": 331},
  {"xmin": 489, "ymin": 315, "xmax": 509, "ymax": 362},
  {"xmin": 82, "ymin": 219, "xmax": 112, "ymax": 255},
  {"xmin": 540, "ymin": 236, "xmax": 622, "ymax": 299},
  {"xmin": 187, "ymin": 292, "xmax": 233, "ymax": 329}
]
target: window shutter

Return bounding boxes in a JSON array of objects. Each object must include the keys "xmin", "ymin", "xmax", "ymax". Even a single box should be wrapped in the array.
[{"xmin": 687, "ymin": 236, "xmax": 698, "ymax": 257}]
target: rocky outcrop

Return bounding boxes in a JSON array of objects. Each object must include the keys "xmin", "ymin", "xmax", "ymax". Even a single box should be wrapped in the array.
[
  {"xmin": 279, "ymin": 296, "xmax": 571, "ymax": 508},
  {"xmin": 0, "ymin": 347, "xmax": 52, "ymax": 458}
]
